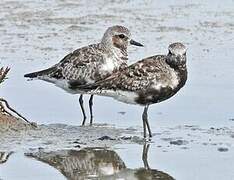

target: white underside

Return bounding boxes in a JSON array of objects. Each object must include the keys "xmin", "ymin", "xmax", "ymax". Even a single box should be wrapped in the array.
[
  {"xmin": 37, "ymin": 76, "xmax": 84, "ymax": 94},
  {"xmin": 36, "ymin": 76, "xmax": 139, "ymax": 104},
  {"xmin": 34, "ymin": 77, "xmax": 138, "ymax": 105},
  {"xmin": 90, "ymin": 89, "xmax": 139, "ymax": 105}
]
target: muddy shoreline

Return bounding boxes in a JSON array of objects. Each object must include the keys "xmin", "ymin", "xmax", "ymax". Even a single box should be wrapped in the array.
[{"xmin": 1, "ymin": 0, "xmax": 234, "ymax": 179}]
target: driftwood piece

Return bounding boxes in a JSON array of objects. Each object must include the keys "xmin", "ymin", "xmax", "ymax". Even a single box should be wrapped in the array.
[
  {"xmin": 0, "ymin": 67, "xmax": 36, "ymax": 127},
  {"xmin": 0, "ymin": 67, "xmax": 10, "ymax": 84},
  {"xmin": 0, "ymin": 98, "xmax": 33, "ymax": 125}
]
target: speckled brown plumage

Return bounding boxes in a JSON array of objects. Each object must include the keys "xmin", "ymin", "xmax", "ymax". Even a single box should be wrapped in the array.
[
  {"xmin": 25, "ymin": 43, "xmax": 127, "ymax": 85},
  {"xmin": 75, "ymin": 53, "xmax": 187, "ymax": 105}
]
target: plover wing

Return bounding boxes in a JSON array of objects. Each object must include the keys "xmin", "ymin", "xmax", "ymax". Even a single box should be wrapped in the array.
[
  {"xmin": 69, "ymin": 55, "xmax": 182, "ymax": 105},
  {"xmin": 71, "ymin": 55, "xmax": 177, "ymax": 92},
  {"xmin": 25, "ymin": 44, "xmax": 109, "ymax": 85}
]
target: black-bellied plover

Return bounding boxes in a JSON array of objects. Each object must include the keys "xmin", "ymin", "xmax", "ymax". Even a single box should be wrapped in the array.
[
  {"xmin": 71, "ymin": 43, "xmax": 187, "ymax": 138},
  {"xmin": 24, "ymin": 25, "xmax": 143, "ymax": 125}
]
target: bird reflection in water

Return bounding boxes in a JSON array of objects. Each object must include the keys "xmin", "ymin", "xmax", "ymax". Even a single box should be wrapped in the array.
[
  {"xmin": 25, "ymin": 144, "xmax": 174, "ymax": 180},
  {"xmin": 26, "ymin": 148, "xmax": 125, "ymax": 179}
]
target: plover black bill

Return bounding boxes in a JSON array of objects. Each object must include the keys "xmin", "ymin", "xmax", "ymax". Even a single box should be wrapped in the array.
[
  {"xmin": 71, "ymin": 42, "xmax": 187, "ymax": 138},
  {"xmin": 24, "ymin": 25, "xmax": 143, "ymax": 126}
]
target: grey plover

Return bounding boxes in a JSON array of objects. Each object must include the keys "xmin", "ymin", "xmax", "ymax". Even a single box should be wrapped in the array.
[
  {"xmin": 24, "ymin": 25, "xmax": 143, "ymax": 125},
  {"xmin": 71, "ymin": 42, "xmax": 187, "ymax": 138}
]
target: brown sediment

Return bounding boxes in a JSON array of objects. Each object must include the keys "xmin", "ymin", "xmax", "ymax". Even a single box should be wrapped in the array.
[
  {"xmin": 0, "ymin": 98, "xmax": 34, "ymax": 126},
  {"xmin": 0, "ymin": 99, "xmax": 37, "ymax": 133},
  {"xmin": 0, "ymin": 67, "xmax": 36, "ymax": 132},
  {"xmin": 0, "ymin": 113, "xmax": 32, "ymax": 133}
]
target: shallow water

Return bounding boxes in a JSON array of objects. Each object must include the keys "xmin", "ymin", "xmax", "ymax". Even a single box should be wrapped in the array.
[{"xmin": 0, "ymin": 0, "xmax": 234, "ymax": 179}]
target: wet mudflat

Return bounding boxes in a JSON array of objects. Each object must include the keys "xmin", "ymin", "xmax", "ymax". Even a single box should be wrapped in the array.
[{"xmin": 0, "ymin": 0, "xmax": 234, "ymax": 179}]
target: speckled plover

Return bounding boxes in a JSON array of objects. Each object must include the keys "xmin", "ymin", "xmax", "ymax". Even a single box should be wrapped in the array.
[
  {"xmin": 24, "ymin": 25, "xmax": 143, "ymax": 125},
  {"xmin": 71, "ymin": 42, "xmax": 187, "ymax": 138}
]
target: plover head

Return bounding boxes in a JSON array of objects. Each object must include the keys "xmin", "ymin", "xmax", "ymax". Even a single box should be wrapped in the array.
[
  {"xmin": 167, "ymin": 42, "xmax": 187, "ymax": 66},
  {"xmin": 101, "ymin": 25, "xmax": 143, "ymax": 54}
]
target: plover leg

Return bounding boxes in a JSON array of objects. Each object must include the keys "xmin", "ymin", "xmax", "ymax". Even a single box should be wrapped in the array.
[
  {"xmin": 89, "ymin": 95, "xmax": 94, "ymax": 125},
  {"xmin": 144, "ymin": 105, "xmax": 152, "ymax": 138},
  {"xmin": 142, "ymin": 106, "xmax": 147, "ymax": 138},
  {"xmin": 142, "ymin": 105, "xmax": 152, "ymax": 138},
  {"xmin": 79, "ymin": 95, "xmax": 86, "ymax": 126}
]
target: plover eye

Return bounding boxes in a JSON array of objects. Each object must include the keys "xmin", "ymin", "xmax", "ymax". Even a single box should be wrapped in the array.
[{"xmin": 118, "ymin": 34, "xmax": 125, "ymax": 39}]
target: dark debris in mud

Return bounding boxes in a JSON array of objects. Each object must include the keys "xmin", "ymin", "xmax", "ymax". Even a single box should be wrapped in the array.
[
  {"xmin": 170, "ymin": 140, "xmax": 189, "ymax": 146},
  {"xmin": 217, "ymin": 147, "xmax": 229, "ymax": 152},
  {"xmin": 120, "ymin": 136, "xmax": 132, "ymax": 140},
  {"xmin": 118, "ymin": 111, "xmax": 126, "ymax": 115},
  {"xmin": 0, "ymin": 121, "xmax": 234, "ymax": 154},
  {"xmin": 0, "ymin": 123, "xmax": 147, "ymax": 151},
  {"xmin": 98, "ymin": 135, "xmax": 116, "ymax": 141}
]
